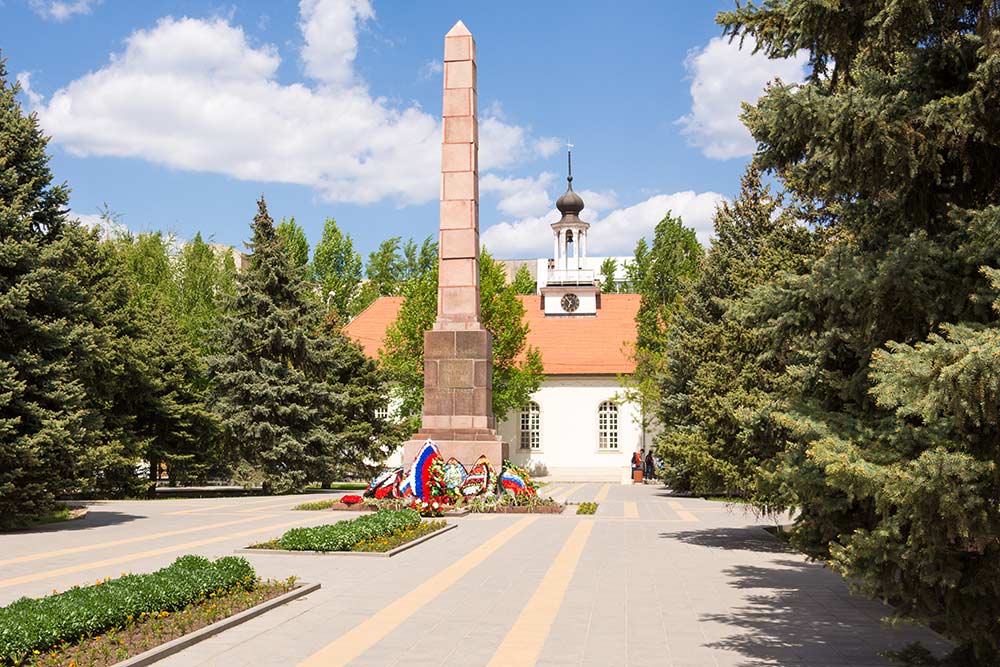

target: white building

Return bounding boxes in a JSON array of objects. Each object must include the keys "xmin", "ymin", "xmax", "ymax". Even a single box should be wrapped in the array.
[{"xmin": 345, "ymin": 164, "xmax": 652, "ymax": 482}]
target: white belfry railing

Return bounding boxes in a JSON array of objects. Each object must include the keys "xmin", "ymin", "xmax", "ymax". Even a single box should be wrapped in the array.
[{"xmin": 547, "ymin": 268, "xmax": 595, "ymax": 285}]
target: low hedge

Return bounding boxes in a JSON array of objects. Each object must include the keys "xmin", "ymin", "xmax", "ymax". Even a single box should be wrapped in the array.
[
  {"xmin": 0, "ymin": 555, "xmax": 255, "ymax": 663},
  {"xmin": 271, "ymin": 509, "xmax": 421, "ymax": 552}
]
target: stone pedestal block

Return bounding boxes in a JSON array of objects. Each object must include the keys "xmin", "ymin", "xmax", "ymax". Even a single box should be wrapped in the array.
[{"xmin": 402, "ymin": 438, "xmax": 508, "ymax": 474}]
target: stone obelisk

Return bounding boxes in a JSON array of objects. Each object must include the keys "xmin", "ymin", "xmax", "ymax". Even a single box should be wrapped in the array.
[{"xmin": 402, "ymin": 20, "xmax": 507, "ymax": 470}]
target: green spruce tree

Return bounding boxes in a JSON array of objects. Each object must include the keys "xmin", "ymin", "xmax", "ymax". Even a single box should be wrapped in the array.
[
  {"xmin": 0, "ymin": 61, "xmax": 102, "ymax": 522},
  {"xmin": 210, "ymin": 197, "xmax": 341, "ymax": 493},
  {"xmin": 718, "ymin": 2, "xmax": 1000, "ymax": 660}
]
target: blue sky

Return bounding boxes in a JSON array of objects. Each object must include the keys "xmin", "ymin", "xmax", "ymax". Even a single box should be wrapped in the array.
[{"xmin": 1, "ymin": 0, "xmax": 806, "ymax": 259}]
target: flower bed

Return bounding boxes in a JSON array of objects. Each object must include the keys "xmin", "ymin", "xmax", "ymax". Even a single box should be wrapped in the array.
[
  {"xmin": 0, "ymin": 555, "xmax": 260, "ymax": 665},
  {"xmin": 462, "ymin": 494, "xmax": 564, "ymax": 514},
  {"xmin": 351, "ymin": 520, "xmax": 448, "ymax": 552},
  {"xmin": 249, "ymin": 509, "xmax": 421, "ymax": 552},
  {"xmin": 24, "ymin": 578, "xmax": 299, "ymax": 667}
]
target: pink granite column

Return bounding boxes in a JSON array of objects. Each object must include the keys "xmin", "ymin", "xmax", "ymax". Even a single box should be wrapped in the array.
[
  {"xmin": 403, "ymin": 20, "xmax": 507, "ymax": 471},
  {"xmin": 437, "ymin": 21, "xmax": 480, "ymax": 332}
]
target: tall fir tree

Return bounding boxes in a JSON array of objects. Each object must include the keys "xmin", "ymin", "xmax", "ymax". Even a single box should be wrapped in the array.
[
  {"xmin": 718, "ymin": 2, "xmax": 1000, "ymax": 660},
  {"xmin": 209, "ymin": 197, "xmax": 341, "ymax": 493},
  {"xmin": 655, "ymin": 166, "xmax": 817, "ymax": 496},
  {"xmin": 0, "ymin": 61, "xmax": 103, "ymax": 522}
]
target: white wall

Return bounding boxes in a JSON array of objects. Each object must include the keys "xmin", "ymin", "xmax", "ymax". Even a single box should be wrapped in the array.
[{"xmin": 496, "ymin": 375, "xmax": 651, "ymax": 482}]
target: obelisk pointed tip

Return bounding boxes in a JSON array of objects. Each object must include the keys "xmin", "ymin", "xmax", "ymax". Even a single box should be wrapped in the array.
[{"xmin": 446, "ymin": 20, "xmax": 471, "ymax": 37}]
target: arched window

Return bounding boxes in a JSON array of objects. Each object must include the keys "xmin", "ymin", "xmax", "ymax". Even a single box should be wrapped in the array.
[
  {"xmin": 520, "ymin": 402, "xmax": 541, "ymax": 450},
  {"xmin": 598, "ymin": 401, "xmax": 618, "ymax": 449}
]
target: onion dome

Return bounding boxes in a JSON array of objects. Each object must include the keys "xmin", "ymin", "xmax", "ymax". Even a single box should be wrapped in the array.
[{"xmin": 556, "ymin": 176, "xmax": 585, "ymax": 216}]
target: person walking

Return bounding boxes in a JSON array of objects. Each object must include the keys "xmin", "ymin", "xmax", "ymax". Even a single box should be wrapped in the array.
[
  {"xmin": 644, "ymin": 450, "xmax": 655, "ymax": 482},
  {"xmin": 632, "ymin": 450, "xmax": 643, "ymax": 483}
]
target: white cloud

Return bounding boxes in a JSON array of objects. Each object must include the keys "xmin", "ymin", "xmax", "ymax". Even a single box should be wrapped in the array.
[
  {"xmin": 480, "ymin": 172, "xmax": 554, "ymax": 218},
  {"xmin": 299, "ymin": 0, "xmax": 373, "ymax": 86},
  {"xmin": 30, "ymin": 0, "xmax": 99, "ymax": 22},
  {"xmin": 418, "ymin": 59, "xmax": 443, "ymax": 80},
  {"xmin": 482, "ymin": 190, "xmax": 725, "ymax": 257},
  {"xmin": 678, "ymin": 35, "xmax": 807, "ymax": 160},
  {"xmin": 15, "ymin": 72, "xmax": 43, "ymax": 108},
  {"xmin": 25, "ymin": 1, "xmax": 558, "ymax": 205}
]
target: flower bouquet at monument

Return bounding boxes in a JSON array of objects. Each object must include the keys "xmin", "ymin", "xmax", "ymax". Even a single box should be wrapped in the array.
[{"xmin": 340, "ymin": 495, "xmax": 364, "ymax": 506}]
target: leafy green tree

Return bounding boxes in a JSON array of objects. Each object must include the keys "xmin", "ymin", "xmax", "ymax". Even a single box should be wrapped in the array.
[
  {"xmin": 276, "ymin": 217, "xmax": 309, "ymax": 268},
  {"xmin": 209, "ymin": 197, "xmax": 342, "ymax": 493},
  {"xmin": 311, "ymin": 217, "xmax": 362, "ymax": 321},
  {"xmin": 401, "ymin": 237, "xmax": 436, "ymax": 280},
  {"xmin": 176, "ymin": 232, "xmax": 236, "ymax": 353},
  {"xmin": 111, "ymin": 233, "xmax": 221, "ymax": 485},
  {"xmin": 511, "ymin": 263, "xmax": 536, "ymax": 295},
  {"xmin": 624, "ymin": 238, "xmax": 649, "ymax": 293},
  {"xmin": 381, "ymin": 249, "xmax": 544, "ymax": 427},
  {"xmin": 598, "ymin": 257, "xmax": 618, "ymax": 294},
  {"xmin": 717, "ymin": 2, "xmax": 1000, "ymax": 661},
  {"xmin": 635, "ymin": 212, "xmax": 703, "ymax": 352}
]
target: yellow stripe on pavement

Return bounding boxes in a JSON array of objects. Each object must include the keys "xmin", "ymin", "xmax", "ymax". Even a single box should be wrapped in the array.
[
  {"xmin": 623, "ymin": 501, "xmax": 639, "ymax": 519},
  {"xmin": 489, "ymin": 522, "xmax": 593, "ymax": 666},
  {"xmin": 298, "ymin": 517, "xmax": 537, "ymax": 667},
  {"xmin": 164, "ymin": 496, "xmax": 304, "ymax": 515},
  {"xmin": 542, "ymin": 485, "xmax": 566, "ymax": 499},
  {"xmin": 667, "ymin": 500, "xmax": 698, "ymax": 522},
  {"xmin": 550, "ymin": 485, "xmax": 581, "ymax": 502},
  {"xmin": 0, "ymin": 515, "xmax": 311, "ymax": 589},
  {"xmin": 594, "ymin": 484, "xmax": 610, "ymax": 503},
  {"xmin": 0, "ymin": 514, "xmax": 285, "ymax": 568}
]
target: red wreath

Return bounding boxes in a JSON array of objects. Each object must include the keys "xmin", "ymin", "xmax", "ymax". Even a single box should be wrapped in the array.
[{"xmin": 340, "ymin": 494, "xmax": 363, "ymax": 505}]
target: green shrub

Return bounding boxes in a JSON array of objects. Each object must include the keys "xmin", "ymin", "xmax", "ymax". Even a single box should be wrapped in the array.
[
  {"xmin": 270, "ymin": 509, "xmax": 421, "ymax": 552},
  {"xmin": 0, "ymin": 555, "xmax": 255, "ymax": 663},
  {"xmin": 576, "ymin": 502, "xmax": 598, "ymax": 515}
]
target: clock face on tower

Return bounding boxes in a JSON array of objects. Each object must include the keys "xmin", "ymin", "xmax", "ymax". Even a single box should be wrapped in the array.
[{"xmin": 560, "ymin": 293, "xmax": 580, "ymax": 313}]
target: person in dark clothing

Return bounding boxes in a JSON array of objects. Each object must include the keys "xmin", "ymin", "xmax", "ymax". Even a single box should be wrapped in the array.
[{"xmin": 644, "ymin": 450, "xmax": 655, "ymax": 482}]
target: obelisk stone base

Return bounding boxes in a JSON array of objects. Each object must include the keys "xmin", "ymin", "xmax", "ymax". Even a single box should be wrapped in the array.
[{"xmin": 403, "ymin": 328, "xmax": 507, "ymax": 471}]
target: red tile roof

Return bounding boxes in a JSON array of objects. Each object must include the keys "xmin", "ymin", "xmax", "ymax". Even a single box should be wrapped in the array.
[{"xmin": 343, "ymin": 294, "xmax": 639, "ymax": 375}]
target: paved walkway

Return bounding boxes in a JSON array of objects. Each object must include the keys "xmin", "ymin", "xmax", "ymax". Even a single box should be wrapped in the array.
[{"xmin": 1, "ymin": 485, "xmax": 949, "ymax": 666}]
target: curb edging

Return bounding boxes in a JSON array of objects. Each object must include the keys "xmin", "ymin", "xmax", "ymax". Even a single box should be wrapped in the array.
[{"xmin": 111, "ymin": 582, "xmax": 321, "ymax": 667}]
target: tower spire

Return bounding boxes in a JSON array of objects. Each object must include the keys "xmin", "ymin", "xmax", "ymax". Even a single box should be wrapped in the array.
[{"xmin": 566, "ymin": 141, "xmax": 574, "ymax": 186}]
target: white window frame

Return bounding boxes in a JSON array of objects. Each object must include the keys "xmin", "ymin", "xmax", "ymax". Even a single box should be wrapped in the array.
[
  {"xmin": 520, "ymin": 401, "xmax": 541, "ymax": 450},
  {"xmin": 597, "ymin": 401, "xmax": 619, "ymax": 450}
]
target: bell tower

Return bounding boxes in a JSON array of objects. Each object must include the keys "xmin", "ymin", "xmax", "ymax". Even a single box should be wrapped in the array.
[{"xmin": 542, "ymin": 148, "xmax": 600, "ymax": 316}]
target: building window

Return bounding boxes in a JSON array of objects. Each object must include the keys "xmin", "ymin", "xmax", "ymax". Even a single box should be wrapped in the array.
[
  {"xmin": 375, "ymin": 404, "xmax": 390, "ymax": 421},
  {"xmin": 520, "ymin": 402, "xmax": 541, "ymax": 450},
  {"xmin": 598, "ymin": 401, "xmax": 618, "ymax": 449}
]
